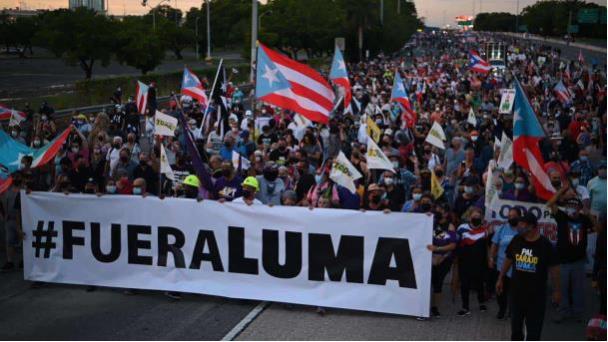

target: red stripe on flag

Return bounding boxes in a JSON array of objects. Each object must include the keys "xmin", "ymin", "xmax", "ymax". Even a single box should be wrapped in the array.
[{"xmin": 261, "ymin": 93, "xmax": 329, "ymax": 124}]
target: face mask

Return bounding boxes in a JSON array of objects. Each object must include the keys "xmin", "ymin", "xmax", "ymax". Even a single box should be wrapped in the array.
[
  {"xmin": 384, "ymin": 177, "xmax": 394, "ymax": 186},
  {"xmin": 565, "ymin": 207, "xmax": 577, "ymax": 217},
  {"xmin": 41, "ymin": 115, "xmax": 48, "ymax": 121},
  {"xmin": 571, "ymin": 178, "xmax": 579, "ymax": 187},
  {"xmin": 185, "ymin": 187, "xmax": 198, "ymax": 199},
  {"xmin": 242, "ymin": 189, "xmax": 254, "ymax": 199},
  {"xmin": 264, "ymin": 170, "xmax": 278, "ymax": 182},
  {"xmin": 464, "ymin": 186, "xmax": 474, "ymax": 194},
  {"xmin": 371, "ymin": 194, "xmax": 382, "ymax": 203},
  {"xmin": 120, "ymin": 156, "xmax": 129, "ymax": 163},
  {"xmin": 19, "ymin": 163, "xmax": 26, "ymax": 170},
  {"xmin": 132, "ymin": 187, "xmax": 142, "ymax": 195},
  {"xmin": 33, "ymin": 140, "xmax": 41, "ymax": 147},
  {"xmin": 471, "ymin": 136, "xmax": 478, "ymax": 142},
  {"xmin": 420, "ymin": 203, "xmax": 432, "ymax": 212},
  {"xmin": 71, "ymin": 147, "xmax": 79, "ymax": 153},
  {"xmin": 517, "ymin": 225, "xmax": 532, "ymax": 235},
  {"xmin": 106, "ymin": 185, "xmax": 116, "ymax": 193},
  {"xmin": 392, "ymin": 161, "xmax": 400, "ymax": 169},
  {"xmin": 11, "ymin": 131, "xmax": 18, "ymax": 137},
  {"xmin": 551, "ymin": 180, "xmax": 561, "ymax": 188},
  {"xmin": 599, "ymin": 170, "xmax": 607, "ymax": 179},
  {"xmin": 515, "ymin": 182, "xmax": 525, "ymax": 190},
  {"xmin": 315, "ymin": 174, "xmax": 323, "ymax": 185},
  {"xmin": 84, "ymin": 188, "xmax": 96, "ymax": 194},
  {"xmin": 470, "ymin": 217, "xmax": 482, "ymax": 227},
  {"xmin": 413, "ymin": 193, "xmax": 422, "ymax": 201},
  {"xmin": 508, "ymin": 218, "xmax": 519, "ymax": 227},
  {"xmin": 376, "ymin": 119, "xmax": 383, "ymax": 125},
  {"xmin": 435, "ymin": 171, "xmax": 443, "ymax": 178}
]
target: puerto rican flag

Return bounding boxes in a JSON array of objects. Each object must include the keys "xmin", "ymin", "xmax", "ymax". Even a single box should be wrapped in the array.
[
  {"xmin": 329, "ymin": 46, "xmax": 351, "ymax": 109},
  {"xmin": 181, "ymin": 67, "xmax": 208, "ymax": 106},
  {"xmin": 0, "ymin": 168, "xmax": 12, "ymax": 195},
  {"xmin": 457, "ymin": 224, "xmax": 487, "ymax": 247},
  {"xmin": 554, "ymin": 80, "xmax": 572, "ymax": 106},
  {"xmin": 578, "ymin": 49, "xmax": 585, "ymax": 65},
  {"xmin": 513, "ymin": 79, "xmax": 555, "ymax": 200},
  {"xmin": 255, "ymin": 43, "xmax": 335, "ymax": 124},
  {"xmin": 0, "ymin": 104, "xmax": 26, "ymax": 122},
  {"xmin": 135, "ymin": 81, "xmax": 149, "ymax": 114},
  {"xmin": 468, "ymin": 50, "xmax": 491, "ymax": 74},
  {"xmin": 390, "ymin": 71, "xmax": 417, "ymax": 128}
]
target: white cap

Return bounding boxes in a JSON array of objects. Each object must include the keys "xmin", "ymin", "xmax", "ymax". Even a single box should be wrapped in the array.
[{"xmin": 245, "ymin": 110, "xmax": 253, "ymax": 117}]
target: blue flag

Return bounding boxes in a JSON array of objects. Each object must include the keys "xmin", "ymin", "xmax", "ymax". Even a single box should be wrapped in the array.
[{"xmin": 178, "ymin": 112, "xmax": 214, "ymax": 199}]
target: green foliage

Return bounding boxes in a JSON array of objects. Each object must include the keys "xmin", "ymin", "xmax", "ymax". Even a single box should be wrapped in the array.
[
  {"xmin": 157, "ymin": 17, "xmax": 194, "ymax": 60},
  {"xmin": 475, "ymin": 1, "xmax": 606, "ymax": 38},
  {"xmin": 114, "ymin": 16, "xmax": 166, "ymax": 75},
  {"xmin": 34, "ymin": 8, "xmax": 114, "ymax": 79},
  {"xmin": 0, "ymin": 13, "xmax": 38, "ymax": 58},
  {"xmin": 473, "ymin": 12, "xmax": 517, "ymax": 32}
]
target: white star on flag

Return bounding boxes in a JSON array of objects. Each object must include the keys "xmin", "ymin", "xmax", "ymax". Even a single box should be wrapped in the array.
[
  {"xmin": 397, "ymin": 82, "xmax": 405, "ymax": 93},
  {"xmin": 10, "ymin": 152, "xmax": 32, "ymax": 167},
  {"xmin": 262, "ymin": 65, "xmax": 280, "ymax": 87},
  {"xmin": 337, "ymin": 60, "xmax": 346, "ymax": 70}
]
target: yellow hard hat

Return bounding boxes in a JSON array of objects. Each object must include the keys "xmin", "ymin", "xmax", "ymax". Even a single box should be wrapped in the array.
[
  {"xmin": 183, "ymin": 175, "xmax": 200, "ymax": 188},
  {"xmin": 242, "ymin": 176, "xmax": 259, "ymax": 191}
]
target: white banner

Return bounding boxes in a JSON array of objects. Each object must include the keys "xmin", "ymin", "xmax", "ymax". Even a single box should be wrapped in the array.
[
  {"xmin": 154, "ymin": 111, "xmax": 178, "ymax": 137},
  {"xmin": 499, "ymin": 89, "xmax": 516, "ymax": 114},
  {"xmin": 485, "ymin": 198, "xmax": 557, "ymax": 243},
  {"xmin": 21, "ymin": 192, "xmax": 433, "ymax": 317}
]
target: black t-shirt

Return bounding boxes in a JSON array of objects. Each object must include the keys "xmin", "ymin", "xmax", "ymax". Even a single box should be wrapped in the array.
[
  {"xmin": 386, "ymin": 186, "xmax": 405, "ymax": 212},
  {"xmin": 554, "ymin": 210, "xmax": 591, "ymax": 264},
  {"xmin": 506, "ymin": 234, "xmax": 557, "ymax": 300}
]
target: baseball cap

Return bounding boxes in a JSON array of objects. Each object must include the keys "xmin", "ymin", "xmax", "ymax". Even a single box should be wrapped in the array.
[{"xmin": 520, "ymin": 212, "xmax": 538, "ymax": 227}]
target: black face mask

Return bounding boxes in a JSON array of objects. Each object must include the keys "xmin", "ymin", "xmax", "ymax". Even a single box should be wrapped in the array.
[
  {"xmin": 551, "ymin": 180, "xmax": 561, "ymax": 188},
  {"xmin": 508, "ymin": 218, "xmax": 519, "ymax": 227},
  {"xmin": 223, "ymin": 169, "xmax": 232, "ymax": 178},
  {"xmin": 185, "ymin": 187, "xmax": 198, "ymax": 199},
  {"xmin": 120, "ymin": 156, "xmax": 129, "ymax": 163},
  {"xmin": 371, "ymin": 194, "xmax": 382, "ymax": 203},
  {"xmin": 435, "ymin": 171, "xmax": 444, "ymax": 178},
  {"xmin": 471, "ymin": 217, "xmax": 482, "ymax": 227},
  {"xmin": 84, "ymin": 188, "xmax": 96, "ymax": 194},
  {"xmin": 420, "ymin": 203, "xmax": 432, "ymax": 212},
  {"xmin": 242, "ymin": 189, "xmax": 254, "ymax": 199},
  {"xmin": 264, "ymin": 170, "xmax": 278, "ymax": 182}
]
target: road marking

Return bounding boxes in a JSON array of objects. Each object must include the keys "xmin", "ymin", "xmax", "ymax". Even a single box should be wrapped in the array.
[{"xmin": 221, "ymin": 301, "xmax": 269, "ymax": 341}]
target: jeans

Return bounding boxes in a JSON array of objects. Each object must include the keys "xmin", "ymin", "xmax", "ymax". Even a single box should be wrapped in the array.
[
  {"xmin": 559, "ymin": 259, "xmax": 586, "ymax": 317},
  {"xmin": 497, "ymin": 276, "xmax": 511, "ymax": 314},
  {"xmin": 510, "ymin": 294, "xmax": 546, "ymax": 340}
]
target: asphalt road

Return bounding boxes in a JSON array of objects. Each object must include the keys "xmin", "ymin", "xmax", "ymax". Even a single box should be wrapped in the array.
[{"xmin": 504, "ymin": 34, "xmax": 607, "ymax": 67}]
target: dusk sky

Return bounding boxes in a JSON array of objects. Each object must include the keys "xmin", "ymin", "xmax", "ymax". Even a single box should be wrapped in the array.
[{"xmin": 1, "ymin": 0, "xmax": 606, "ymax": 27}]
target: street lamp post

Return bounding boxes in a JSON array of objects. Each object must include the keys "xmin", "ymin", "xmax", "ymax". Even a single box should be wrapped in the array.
[
  {"xmin": 142, "ymin": 0, "xmax": 169, "ymax": 32},
  {"xmin": 195, "ymin": 15, "xmax": 200, "ymax": 60},
  {"xmin": 258, "ymin": 10, "xmax": 272, "ymax": 31},
  {"xmin": 206, "ymin": 0, "xmax": 211, "ymax": 61},
  {"xmin": 515, "ymin": 0, "xmax": 519, "ymax": 33},
  {"xmin": 250, "ymin": 0, "xmax": 258, "ymax": 83}
]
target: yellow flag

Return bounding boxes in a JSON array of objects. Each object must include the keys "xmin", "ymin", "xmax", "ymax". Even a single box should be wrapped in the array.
[
  {"xmin": 431, "ymin": 170, "xmax": 444, "ymax": 200},
  {"xmin": 366, "ymin": 116, "xmax": 381, "ymax": 142}
]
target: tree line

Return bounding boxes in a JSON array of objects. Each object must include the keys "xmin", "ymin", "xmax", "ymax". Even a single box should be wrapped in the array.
[
  {"xmin": 473, "ymin": 0, "xmax": 606, "ymax": 38},
  {"xmin": 0, "ymin": 0, "xmax": 422, "ymax": 80}
]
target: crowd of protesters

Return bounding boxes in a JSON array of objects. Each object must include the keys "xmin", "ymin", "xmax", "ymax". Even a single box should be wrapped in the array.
[{"xmin": 1, "ymin": 30, "xmax": 606, "ymax": 340}]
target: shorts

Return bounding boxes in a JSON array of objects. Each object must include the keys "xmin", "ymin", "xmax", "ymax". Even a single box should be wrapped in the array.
[
  {"xmin": 432, "ymin": 257, "xmax": 453, "ymax": 294},
  {"xmin": 3, "ymin": 220, "xmax": 19, "ymax": 248}
]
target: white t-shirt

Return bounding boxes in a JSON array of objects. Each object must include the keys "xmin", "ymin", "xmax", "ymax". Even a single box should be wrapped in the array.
[
  {"xmin": 106, "ymin": 147, "xmax": 121, "ymax": 177},
  {"xmin": 232, "ymin": 197, "xmax": 263, "ymax": 205}
]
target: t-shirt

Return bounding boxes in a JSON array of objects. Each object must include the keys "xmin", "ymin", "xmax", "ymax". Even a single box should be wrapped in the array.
[
  {"xmin": 587, "ymin": 176, "xmax": 607, "ymax": 215},
  {"xmin": 554, "ymin": 210, "xmax": 592, "ymax": 264},
  {"xmin": 433, "ymin": 226, "xmax": 458, "ymax": 259},
  {"xmin": 232, "ymin": 197, "xmax": 263, "ymax": 205},
  {"xmin": 506, "ymin": 234, "xmax": 557, "ymax": 300},
  {"xmin": 492, "ymin": 223, "xmax": 519, "ymax": 278},
  {"xmin": 214, "ymin": 176, "xmax": 243, "ymax": 201}
]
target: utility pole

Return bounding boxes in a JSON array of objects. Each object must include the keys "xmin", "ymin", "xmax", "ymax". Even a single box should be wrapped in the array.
[
  {"xmin": 206, "ymin": 0, "xmax": 211, "ymax": 60},
  {"xmin": 515, "ymin": 0, "xmax": 519, "ymax": 32},
  {"xmin": 195, "ymin": 15, "xmax": 199, "ymax": 60},
  {"xmin": 397, "ymin": 0, "xmax": 400, "ymax": 15},
  {"xmin": 250, "ymin": 0, "xmax": 258, "ymax": 83},
  {"xmin": 380, "ymin": 0, "xmax": 384, "ymax": 25}
]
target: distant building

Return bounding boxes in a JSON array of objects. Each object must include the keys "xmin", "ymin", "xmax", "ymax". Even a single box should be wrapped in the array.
[{"xmin": 69, "ymin": 0, "xmax": 106, "ymax": 13}]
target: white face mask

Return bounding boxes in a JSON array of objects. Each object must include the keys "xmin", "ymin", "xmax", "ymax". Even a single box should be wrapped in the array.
[
  {"xmin": 413, "ymin": 193, "xmax": 422, "ymax": 201},
  {"xmin": 571, "ymin": 178, "xmax": 579, "ymax": 187},
  {"xmin": 106, "ymin": 185, "xmax": 116, "ymax": 193},
  {"xmin": 392, "ymin": 161, "xmax": 400, "ymax": 169},
  {"xmin": 384, "ymin": 177, "xmax": 394, "ymax": 186},
  {"xmin": 464, "ymin": 186, "xmax": 474, "ymax": 194},
  {"xmin": 471, "ymin": 136, "xmax": 478, "ymax": 142}
]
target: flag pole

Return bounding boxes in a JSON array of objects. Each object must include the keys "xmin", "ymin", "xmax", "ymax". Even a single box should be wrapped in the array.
[
  {"xmin": 200, "ymin": 58, "xmax": 224, "ymax": 132},
  {"xmin": 158, "ymin": 135, "xmax": 163, "ymax": 197}
]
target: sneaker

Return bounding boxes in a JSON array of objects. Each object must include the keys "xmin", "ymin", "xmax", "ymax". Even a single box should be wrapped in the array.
[
  {"xmin": 479, "ymin": 304, "xmax": 488, "ymax": 312},
  {"xmin": 0, "ymin": 262, "xmax": 15, "ymax": 272},
  {"xmin": 316, "ymin": 307, "xmax": 326, "ymax": 316},
  {"xmin": 416, "ymin": 316, "xmax": 428, "ymax": 321},
  {"xmin": 85, "ymin": 286, "xmax": 97, "ymax": 292},
  {"xmin": 457, "ymin": 309, "xmax": 471, "ymax": 317},
  {"xmin": 164, "ymin": 291, "xmax": 182, "ymax": 300},
  {"xmin": 29, "ymin": 281, "xmax": 44, "ymax": 289},
  {"xmin": 431, "ymin": 307, "xmax": 441, "ymax": 318}
]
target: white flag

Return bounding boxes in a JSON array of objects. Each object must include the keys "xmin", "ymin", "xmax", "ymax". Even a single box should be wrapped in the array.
[
  {"xmin": 9, "ymin": 109, "xmax": 26, "ymax": 126},
  {"xmin": 232, "ymin": 150, "xmax": 251, "ymax": 170},
  {"xmin": 154, "ymin": 111, "xmax": 178, "ymax": 137},
  {"xmin": 330, "ymin": 151, "xmax": 362, "ymax": 193},
  {"xmin": 499, "ymin": 89, "xmax": 516, "ymax": 114},
  {"xmin": 484, "ymin": 164, "xmax": 498, "ymax": 210},
  {"xmin": 497, "ymin": 132, "xmax": 513, "ymax": 170},
  {"xmin": 366, "ymin": 137, "xmax": 394, "ymax": 172},
  {"xmin": 424, "ymin": 121, "xmax": 446, "ymax": 150},
  {"xmin": 160, "ymin": 144, "xmax": 175, "ymax": 181},
  {"xmin": 467, "ymin": 107, "xmax": 477, "ymax": 126}
]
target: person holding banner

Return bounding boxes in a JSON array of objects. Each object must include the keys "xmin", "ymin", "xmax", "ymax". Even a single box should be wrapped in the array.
[{"xmin": 232, "ymin": 176, "xmax": 262, "ymax": 205}]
